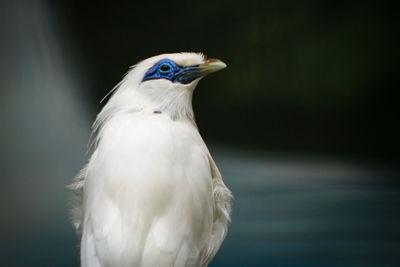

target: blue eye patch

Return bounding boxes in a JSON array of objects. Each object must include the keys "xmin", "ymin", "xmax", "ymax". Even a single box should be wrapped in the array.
[{"xmin": 142, "ymin": 59, "xmax": 202, "ymax": 84}]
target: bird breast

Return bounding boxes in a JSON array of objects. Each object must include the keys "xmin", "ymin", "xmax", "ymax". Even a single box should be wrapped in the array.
[{"xmin": 84, "ymin": 111, "xmax": 214, "ymax": 266}]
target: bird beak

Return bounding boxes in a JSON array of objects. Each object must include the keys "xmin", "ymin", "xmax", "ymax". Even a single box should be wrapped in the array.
[
  {"xmin": 198, "ymin": 59, "xmax": 227, "ymax": 76},
  {"xmin": 176, "ymin": 59, "xmax": 227, "ymax": 84}
]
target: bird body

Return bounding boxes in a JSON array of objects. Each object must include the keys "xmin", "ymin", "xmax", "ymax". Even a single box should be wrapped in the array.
[{"xmin": 70, "ymin": 53, "xmax": 232, "ymax": 267}]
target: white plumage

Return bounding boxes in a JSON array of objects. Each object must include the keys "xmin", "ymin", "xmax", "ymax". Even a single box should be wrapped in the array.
[{"xmin": 70, "ymin": 52, "xmax": 232, "ymax": 267}]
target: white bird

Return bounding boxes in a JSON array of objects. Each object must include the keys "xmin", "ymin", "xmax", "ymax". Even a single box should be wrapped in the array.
[{"xmin": 69, "ymin": 52, "xmax": 232, "ymax": 267}]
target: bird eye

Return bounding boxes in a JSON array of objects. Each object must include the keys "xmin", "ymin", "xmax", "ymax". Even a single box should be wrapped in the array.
[{"xmin": 160, "ymin": 64, "xmax": 171, "ymax": 72}]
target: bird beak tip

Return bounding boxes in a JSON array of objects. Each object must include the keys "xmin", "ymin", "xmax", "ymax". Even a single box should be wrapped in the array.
[{"xmin": 203, "ymin": 59, "xmax": 227, "ymax": 74}]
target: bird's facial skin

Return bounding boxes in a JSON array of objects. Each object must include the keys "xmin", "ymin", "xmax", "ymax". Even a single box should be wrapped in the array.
[{"xmin": 142, "ymin": 58, "xmax": 226, "ymax": 85}]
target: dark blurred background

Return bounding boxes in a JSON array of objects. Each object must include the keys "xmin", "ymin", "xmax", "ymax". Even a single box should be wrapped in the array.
[{"xmin": 0, "ymin": 0, "xmax": 399, "ymax": 266}]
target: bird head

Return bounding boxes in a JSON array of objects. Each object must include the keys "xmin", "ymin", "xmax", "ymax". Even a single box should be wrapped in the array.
[{"xmin": 105, "ymin": 52, "xmax": 226, "ymax": 121}]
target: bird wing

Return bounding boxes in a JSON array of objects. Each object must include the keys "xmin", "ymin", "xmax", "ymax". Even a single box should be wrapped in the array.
[
  {"xmin": 80, "ymin": 218, "xmax": 102, "ymax": 267},
  {"xmin": 70, "ymin": 165, "xmax": 104, "ymax": 267},
  {"xmin": 199, "ymin": 152, "xmax": 232, "ymax": 266}
]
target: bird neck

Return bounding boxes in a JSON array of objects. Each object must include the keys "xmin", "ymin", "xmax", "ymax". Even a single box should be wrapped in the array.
[
  {"xmin": 153, "ymin": 88, "xmax": 195, "ymax": 122},
  {"xmin": 100, "ymin": 88, "xmax": 196, "ymax": 124}
]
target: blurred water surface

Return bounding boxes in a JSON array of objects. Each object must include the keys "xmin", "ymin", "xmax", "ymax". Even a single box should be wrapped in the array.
[{"xmin": 210, "ymin": 147, "xmax": 400, "ymax": 266}]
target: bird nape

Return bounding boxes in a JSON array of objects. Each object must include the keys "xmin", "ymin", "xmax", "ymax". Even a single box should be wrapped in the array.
[{"xmin": 69, "ymin": 52, "xmax": 232, "ymax": 267}]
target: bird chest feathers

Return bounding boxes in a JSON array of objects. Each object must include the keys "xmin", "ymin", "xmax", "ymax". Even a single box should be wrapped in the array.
[
  {"xmin": 89, "ymin": 111, "xmax": 213, "ymax": 211},
  {"xmin": 84, "ymin": 112, "xmax": 214, "ymax": 265}
]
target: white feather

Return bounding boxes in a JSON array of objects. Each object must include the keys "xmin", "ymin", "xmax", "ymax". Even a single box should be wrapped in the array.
[{"xmin": 70, "ymin": 52, "xmax": 232, "ymax": 267}]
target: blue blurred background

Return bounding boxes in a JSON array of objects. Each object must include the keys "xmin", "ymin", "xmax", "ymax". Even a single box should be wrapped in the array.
[{"xmin": 0, "ymin": 0, "xmax": 399, "ymax": 266}]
